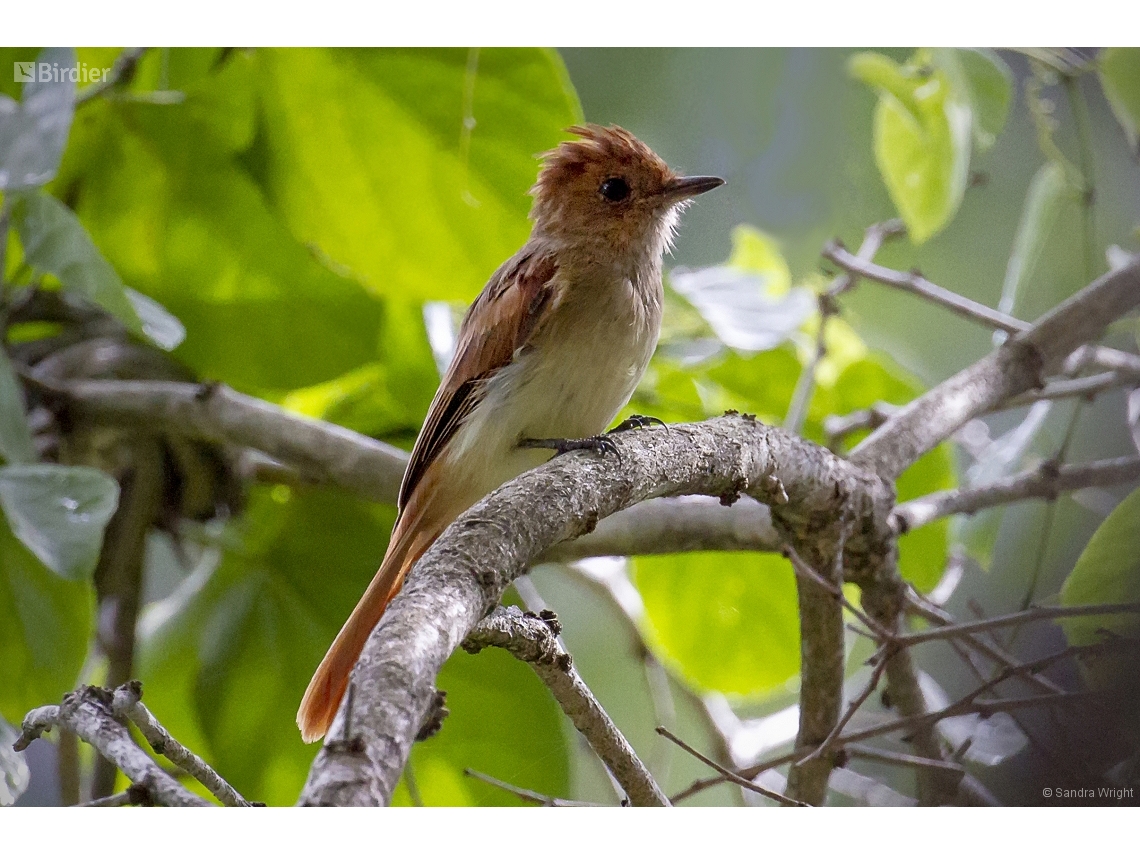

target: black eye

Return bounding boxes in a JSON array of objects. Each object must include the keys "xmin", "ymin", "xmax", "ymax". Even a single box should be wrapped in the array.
[{"xmin": 599, "ymin": 177, "xmax": 631, "ymax": 202}]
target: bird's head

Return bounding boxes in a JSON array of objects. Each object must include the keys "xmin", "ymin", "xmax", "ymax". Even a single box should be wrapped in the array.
[{"xmin": 529, "ymin": 124, "xmax": 723, "ymax": 263}]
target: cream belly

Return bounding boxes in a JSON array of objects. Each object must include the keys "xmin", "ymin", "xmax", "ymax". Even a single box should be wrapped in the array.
[{"xmin": 442, "ymin": 274, "xmax": 661, "ymax": 508}]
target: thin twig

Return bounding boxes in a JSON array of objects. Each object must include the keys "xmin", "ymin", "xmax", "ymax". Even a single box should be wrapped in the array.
[
  {"xmin": 656, "ymin": 727, "xmax": 807, "ymax": 807},
  {"xmin": 462, "ymin": 769, "xmax": 599, "ymax": 807},
  {"xmin": 845, "ymin": 745, "xmax": 965, "ymax": 776},
  {"xmin": 783, "ymin": 544, "xmax": 893, "ymax": 640},
  {"xmin": 77, "ymin": 782, "xmax": 155, "ymax": 807},
  {"xmin": 896, "ymin": 602, "xmax": 1140, "ymax": 648},
  {"xmin": 75, "ymin": 47, "xmax": 148, "ymax": 106},
  {"xmin": 794, "ymin": 654, "xmax": 890, "ymax": 769},
  {"xmin": 1003, "ymin": 371, "xmax": 1137, "ymax": 409},
  {"xmin": 823, "ymin": 403, "xmax": 898, "ymax": 450},
  {"xmin": 906, "ymin": 592, "xmax": 1065, "ymax": 696},
  {"xmin": 15, "ymin": 687, "xmax": 210, "ymax": 807},
  {"xmin": 463, "ymin": 606, "xmax": 668, "ymax": 807},
  {"xmin": 111, "ymin": 681, "xmax": 252, "ymax": 807},
  {"xmin": 823, "ymin": 243, "xmax": 1030, "ymax": 334}
]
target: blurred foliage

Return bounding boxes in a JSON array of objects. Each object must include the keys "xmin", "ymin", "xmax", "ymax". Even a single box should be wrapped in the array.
[
  {"xmin": 1098, "ymin": 48, "xmax": 1140, "ymax": 152},
  {"xmin": 2, "ymin": 45, "xmax": 1139, "ymax": 808},
  {"xmin": 1061, "ymin": 486, "xmax": 1140, "ymax": 647}
]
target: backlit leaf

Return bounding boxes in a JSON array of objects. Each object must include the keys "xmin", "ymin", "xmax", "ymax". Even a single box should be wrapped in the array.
[{"xmin": 633, "ymin": 551, "xmax": 801, "ymax": 697}]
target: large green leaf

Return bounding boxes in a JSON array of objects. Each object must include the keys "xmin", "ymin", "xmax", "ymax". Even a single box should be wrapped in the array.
[
  {"xmin": 849, "ymin": 51, "xmax": 971, "ymax": 244},
  {"xmin": 0, "ymin": 47, "xmax": 75, "ymax": 192},
  {"xmin": 633, "ymin": 552, "xmax": 801, "ymax": 697},
  {"xmin": 55, "ymin": 80, "xmax": 384, "ymax": 392},
  {"xmin": 0, "ymin": 464, "xmax": 119, "ymax": 582},
  {"xmin": 1099, "ymin": 48, "xmax": 1140, "ymax": 151},
  {"xmin": 252, "ymin": 48, "xmax": 582, "ymax": 302},
  {"xmin": 137, "ymin": 486, "xmax": 392, "ymax": 803},
  {"xmin": 0, "ymin": 516, "xmax": 94, "ymax": 723},
  {"xmin": 12, "ymin": 191, "xmax": 185, "ymax": 350},
  {"xmin": 1060, "ymin": 486, "xmax": 1140, "ymax": 647}
]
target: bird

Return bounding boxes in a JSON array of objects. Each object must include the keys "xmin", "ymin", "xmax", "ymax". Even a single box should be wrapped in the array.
[{"xmin": 297, "ymin": 124, "xmax": 724, "ymax": 743}]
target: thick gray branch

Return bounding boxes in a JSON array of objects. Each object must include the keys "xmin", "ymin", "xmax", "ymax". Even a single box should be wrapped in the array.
[
  {"xmin": 851, "ymin": 256, "xmax": 1140, "ymax": 480},
  {"xmin": 15, "ymin": 686, "xmax": 210, "ymax": 807},
  {"xmin": 463, "ymin": 606, "xmax": 668, "ymax": 806},
  {"xmin": 30, "ymin": 378, "xmax": 409, "ymax": 503},
  {"xmin": 298, "ymin": 415, "xmax": 895, "ymax": 806},
  {"xmin": 543, "ymin": 496, "xmax": 779, "ymax": 560}
]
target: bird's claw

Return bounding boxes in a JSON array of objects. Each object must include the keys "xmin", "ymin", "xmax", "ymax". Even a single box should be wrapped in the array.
[
  {"xmin": 609, "ymin": 414, "xmax": 667, "ymax": 434},
  {"xmin": 519, "ymin": 434, "xmax": 621, "ymax": 460}
]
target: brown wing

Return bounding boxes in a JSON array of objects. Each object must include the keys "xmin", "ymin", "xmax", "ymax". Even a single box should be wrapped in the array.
[{"xmin": 397, "ymin": 246, "xmax": 560, "ymax": 511}]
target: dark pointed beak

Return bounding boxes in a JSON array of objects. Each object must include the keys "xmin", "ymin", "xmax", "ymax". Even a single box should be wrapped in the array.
[{"xmin": 661, "ymin": 175, "xmax": 725, "ymax": 201}]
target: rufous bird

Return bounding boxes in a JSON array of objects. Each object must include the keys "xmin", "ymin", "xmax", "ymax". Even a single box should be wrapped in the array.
[{"xmin": 298, "ymin": 124, "xmax": 723, "ymax": 742}]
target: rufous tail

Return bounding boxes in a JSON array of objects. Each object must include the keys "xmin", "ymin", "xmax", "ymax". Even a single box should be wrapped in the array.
[{"xmin": 296, "ymin": 513, "xmax": 440, "ymax": 743}]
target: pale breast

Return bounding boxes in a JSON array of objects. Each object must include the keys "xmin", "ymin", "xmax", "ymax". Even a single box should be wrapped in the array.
[{"xmin": 444, "ymin": 269, "xmax": 662, "ymax": 501}]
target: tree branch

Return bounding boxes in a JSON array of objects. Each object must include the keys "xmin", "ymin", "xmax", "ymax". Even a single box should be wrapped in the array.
[
  {"xmin": 110, "ymin": 681, "xmax": 253, "ymax": 807},
  {"xmin": 298, "ymin": 414, "xmax": 896, "ymax": 806},
  {"xmin": 462, "ymin": 606, "xmax": 668, "ymax": 807},
  {"xmin": 14, "ymin": 686, "xmax": 211, "ymax": 807},
  {"xmin": 542, "ymin": 495, "xmax": 780, "ymax": 561},
  {"xmin": 655, "ymin": 727, "xmax": 806, "ymax": 807},
  {"xmin": 850, "ymin": 255, "xmax": 1140, "ymax": 480},
  {"xmin": 823, "ymin": 243, "xmax": 1030, "ymax": 334},
  {"xmin": 893, "ymin": 456, "xmax": 1140, "ymax": 532},
  {"xmin": 27, "ymin": 377, "xmax": 409, "ymax": 503}
]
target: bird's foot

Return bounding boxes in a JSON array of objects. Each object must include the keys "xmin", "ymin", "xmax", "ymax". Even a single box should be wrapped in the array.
[
  {"xmin": 608, "ymin": 414, "xmax": 667, "ymax": 434},
  {"xmin": 519, "ymin": 434, "xmax": 620, "ymax": 459}
]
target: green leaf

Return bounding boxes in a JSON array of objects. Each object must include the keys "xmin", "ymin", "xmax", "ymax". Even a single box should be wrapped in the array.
[
  {"xmin": 251, "ymin": 48, "xmax": 582, "ymax": 302},
  {"xmin": 57, "ymin": 74, "xmax": 386, "ymax": 392},
  {"xmin": 633, "ymin": 552, "xmax": 801, "ymax": 697},
  {"xmin": 932, "ymin": 48, "xmax": 1012, "ymax": 151},
  {"xmin": 0, "ymin": 346, "xmax": 35, "ymax": 465},
  {"xmin": 850, "ymin": 51, "xmax": 971, "ymax": 244},
  {"xmin": 0, "ymin": 464, "xmax": 119, "ymax": 581},
  {"xmin": 1060, "ymin": 486, "xmax": 1140, "ymax": 647},
  {"xmin": 125, "ymin": 288, "xmax": 188, "ymax": 351},
  {"xmin": 12, "ymin": 192, "xmax": 183, "ymax": 350},
  {"xmin": 0, "ymin": 47, "xmax": 75, "ymax": 191},
  {"xmin": 393, "ymin": 646, "xmax": 570, "ymax": 806},
  {"xmin": 1099, "ymin": 48, "xmax": 1140, "ymax": 152},
  {"xmin": 998, "ymin": 161, "xmax": 1072, "ymax": 318},
  {"xmin": 0, "ymin": 516, "xmax": 94, "ymax": 724}
]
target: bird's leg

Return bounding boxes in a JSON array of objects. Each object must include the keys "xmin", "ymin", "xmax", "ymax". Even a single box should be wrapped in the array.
[
  {"xmin": 518, "ymin": 434, "xmax": 620, "ymax": 458},
  {"xmin": 608, "ymin": 414, "xmax": 667, "ymax": 434}
]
